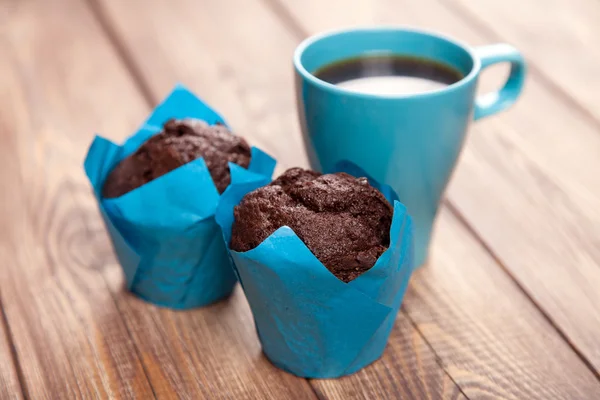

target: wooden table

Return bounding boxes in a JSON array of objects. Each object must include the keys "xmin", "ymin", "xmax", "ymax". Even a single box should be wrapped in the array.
[{"xmin": 1, "ymin": 0, "xmax": 600, "ymax": 398}]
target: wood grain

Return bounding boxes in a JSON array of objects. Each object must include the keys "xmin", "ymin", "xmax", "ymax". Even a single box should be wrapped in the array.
[
  {"xmin": 311, "ymin": 312, "xmax": 466, "ymax": 400},
  {"xmin": 440, "ymin": 0, "xmax": 600, "ymax": 123},
  {"xmin": 275, "ymin": 0, "xmax": 600, "ymax": 376},
  {"xmin": 88, "ymin": 0, "xmax": 466, "ymax": 398},
  {"xmin": 0, "ymin": 21, "xmax": 24, "ymax": 389},
  {"xmin": 91, "ymin": 0, "xmax": 600, "ymax": 397},
  {"xmin": 407, "ymin": 208, "xmax": 600, "ymax": 399},
  {"xmin": 102, "ymin": 274, "xmax": 318, "ymax": 399},
  {"xmin": 0, "ymin": 0, "xmax": 154, "ymax": 397},
  {"xmin": 0, "ymin": 306, "xmax": 23, "ymax": 399},
  {"xmin": 0, "ymin": 0, "xmax": 315, "ymax": 398}
]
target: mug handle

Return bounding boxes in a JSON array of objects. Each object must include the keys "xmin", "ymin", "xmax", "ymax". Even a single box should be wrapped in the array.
[{"xmin": 473, "ymin": 44, "xmax": 527, "ymax": 120}]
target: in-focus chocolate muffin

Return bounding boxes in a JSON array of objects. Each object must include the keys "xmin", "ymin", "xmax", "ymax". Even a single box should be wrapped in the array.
[
  {"xmin": 102, "ymin": 119, "xmax": 251, "ymax": 198},
  {"xmin": 230, "ymin": 168, "xmax": 394, "ymax": 282}
]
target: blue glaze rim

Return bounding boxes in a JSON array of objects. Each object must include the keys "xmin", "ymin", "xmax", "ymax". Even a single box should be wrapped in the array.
[{"xmin": 293, "ymin": 25, "xmax": 482, "ymax": 100}]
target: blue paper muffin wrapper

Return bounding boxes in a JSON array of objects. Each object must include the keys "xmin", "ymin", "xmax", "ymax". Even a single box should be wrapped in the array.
[
  {"xmin": 215, "ymin": 162, "xmax": 414, "ymax": 378},
  {"xmin": 84, "ymin": 84, "xmax": 276, "ymax": 309}
]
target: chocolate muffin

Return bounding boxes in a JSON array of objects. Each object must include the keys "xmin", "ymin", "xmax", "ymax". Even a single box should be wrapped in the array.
[
  {"xmin": 230, "ymin": 168, "xmax": 394, "ymax": 282},
  {"xmin": 102, "ymin": 119, "xmax": 251, "ymax": 198}
]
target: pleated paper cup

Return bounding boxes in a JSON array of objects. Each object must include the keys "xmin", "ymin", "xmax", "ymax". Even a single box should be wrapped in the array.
[
  {"xmin": 216, "ymin": 164, "xmax": 414, "ymax": 377},
  {"xmin": 84, "ymin": 85, "xmax": 275, "ymax": 309}
]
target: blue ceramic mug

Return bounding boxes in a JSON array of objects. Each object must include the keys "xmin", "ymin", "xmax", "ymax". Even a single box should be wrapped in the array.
[{"xmin": 293, "ymin": 27, "xmax": 526, "ymax": 266}]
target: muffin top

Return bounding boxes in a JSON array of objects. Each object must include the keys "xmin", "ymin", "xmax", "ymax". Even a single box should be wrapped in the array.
[
  {"xmin": 230, "ymin": 168, "xmax": 394, "ymax": 282},
  {"xmin": 102, "ymin": 119, "xmax": 251, "ymax": 198}
]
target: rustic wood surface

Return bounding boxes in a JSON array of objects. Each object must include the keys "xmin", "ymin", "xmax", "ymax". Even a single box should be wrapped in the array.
[{"xmin": 0, "ymin": 0, "xmax": 599, "ymax": 398}]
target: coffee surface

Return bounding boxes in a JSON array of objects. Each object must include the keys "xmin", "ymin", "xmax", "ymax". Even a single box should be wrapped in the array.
[
  {"xmin": 102, "ymin": 119, "xmax": 251, "ymax": 198},
  {"xmin": 315, "ymin": 54, "xmax": 463, "ymax": 95},
  {"xmin": 230, "ymin": 168, "xmax": 394, "ymax": 282}
]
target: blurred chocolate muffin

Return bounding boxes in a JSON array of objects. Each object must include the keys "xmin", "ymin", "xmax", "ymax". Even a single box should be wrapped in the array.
[
  {"xmin": 102, "ymin": 119, "xmax": 251, "ymax": 198},
  {"xmin": 230, "ymin": 168, "xmax": 394, "ymax": 282}
]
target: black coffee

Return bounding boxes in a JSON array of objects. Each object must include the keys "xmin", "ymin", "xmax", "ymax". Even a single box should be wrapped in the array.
[{"xmin": 315, "ymin": 54, "xmax": 464, "ymax": 95}]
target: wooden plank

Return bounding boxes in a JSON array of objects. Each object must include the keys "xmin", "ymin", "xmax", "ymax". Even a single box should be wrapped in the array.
[
  {"xmin": 407, "ymin": 208, "xmax": 600, "ymax": 399},
  {"xmin": 441, "ymin": 0, "xmax": 600, "ymax": 123},
  {"xmin": 0, "ymin": 0, "xmax": 154, "ymax": 397},
  {"xmin": 0, "ymin": 0, "xmax": 318, "ymax": 398},
  {"xmin": 91, "ymin": 0, "xmax": 600, "ymax": 396},
  {"xmin": 0, "ymin": 20, "xmax": 24, "ymax": 379},
  {"xmin": 311, "ymin": 312, "xmax": 467, "ymax": 400},
  {"xmin": 275, "ymin": 0, "xmax": 600, "ymax": 376},
  {"xmin": 89, "ymin": 0, "xmax": 463, "ymax": 398},
  {"xmin": 0, "ymin": 309, "xmax": 23, "ymax": 399},
  {"xmin": 101, "ymin": 276, "xmax": 318, "ymax": 399}
]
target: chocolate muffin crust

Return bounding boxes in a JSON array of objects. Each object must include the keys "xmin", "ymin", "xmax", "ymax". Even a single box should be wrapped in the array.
[
  {"xmin": 230, "ymin": 168, "xmax": 394, "ymax": 282},
  {"xmin": 102, "ymin": 119, "xmax": 251, "ymax": 198}
]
